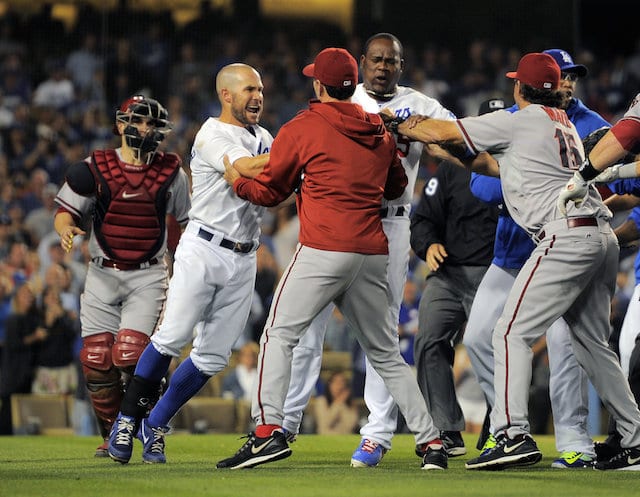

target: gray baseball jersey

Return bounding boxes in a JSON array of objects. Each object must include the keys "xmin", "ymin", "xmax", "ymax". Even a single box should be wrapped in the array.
[
  {"xmin": 458, "ymin": 104, "xmax": 640, "ymax": 448},
  {"xmin": 55, "ymin": 149, "xmax": 191, "ymax": 338}
]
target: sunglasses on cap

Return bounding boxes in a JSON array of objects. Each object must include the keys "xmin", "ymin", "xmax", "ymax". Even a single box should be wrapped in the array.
[{"xmin": 561, "ymin": 72, "xmax": 579, "ymax": 82}]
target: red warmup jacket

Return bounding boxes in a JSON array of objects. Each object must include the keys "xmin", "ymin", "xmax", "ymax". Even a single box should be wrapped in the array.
[{"xmin": 234, "ymin": 100, "xmax": 407, "ymax": 255}]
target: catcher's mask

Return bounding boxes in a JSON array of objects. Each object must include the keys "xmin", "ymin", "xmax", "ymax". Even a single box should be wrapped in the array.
[{"xmin": 114, "ymin": 95, "xmax": 172, "ymax": 163}]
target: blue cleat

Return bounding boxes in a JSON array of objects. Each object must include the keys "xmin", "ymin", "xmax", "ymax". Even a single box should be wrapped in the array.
[
  {"xmin": 350, "ymin": 438, "xmax": 387, "ymax": 467},
  {"xmin": 108, "ymin": 414, "xmax": 137, "ymax": 464},
  {"xmin": 138, "ymin": 419, "xmax": 169, "ymax": 464}
]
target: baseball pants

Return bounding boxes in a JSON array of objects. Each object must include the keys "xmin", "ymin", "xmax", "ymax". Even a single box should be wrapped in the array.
[{"xmin": 254, "ymin": 244, "xmax": 438, "ymax": 446}]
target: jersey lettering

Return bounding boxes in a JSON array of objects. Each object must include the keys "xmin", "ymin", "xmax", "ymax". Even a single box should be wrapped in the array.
[
  {"xmin": 554, "ymin": 128, "xmax": 581, "ymax": 170},
  {"xmin": 542, "ymin": 106, "xmax": 572, "ymax": 128},
  {"xmin": 394, "ymin": 107, "xmax": 412, "ymax": 157},
  {"xmin": 257, "ymin": 142, "xmax": 270, "ymax": 155},
  {"xmin": 424, "ymin": 177, "xmax": 439, "ymax": 196}
]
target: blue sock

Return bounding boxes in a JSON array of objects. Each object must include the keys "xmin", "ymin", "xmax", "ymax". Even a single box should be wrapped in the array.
[
  {"xmin": 148, "ymin": 357, "xmax": 210, "ymax": 427},
  {"xmin": 134, "ymin": 343, "xmax": 173, "ymax": 382}
]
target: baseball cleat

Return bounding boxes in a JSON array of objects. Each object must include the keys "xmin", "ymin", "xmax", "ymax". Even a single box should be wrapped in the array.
[
  {"xmin": 479, "ymin": 433, "xmax": 497, "ymax": 456},
  {"xmin": 440, "ymin": 431, "xmax": 467, "ymax": 457},
  {"xmin": 351, "ymin": 438, "xmax": 387, "ymax": 467},
  {"xmin": 465, "ymin": 434, "xmax": 542, "ymax": 470},
  {"xmin": 108, "ymin": 414, "xmax": 137, "ymax": 464},
  {"xmin": 282, "ymin": 428, "xmax": 298, "ymax": 444},
  {"xmin": 216, "ymin": 431, "xmax": 291, "ymax": 469},
  {"xmin": 95, "ymin": 438, "xmax": 109, "ymax": 458},
  {"xmin": 421, "ymin": 443, "xmax": 448, "ymax": 470},
  {"xmin": 594, "ymin": 446, "xmax": 640, "ymax": 471},
  {"xmin": 551, "ymin": 451, "xmax": 594, "ymax": 469},
  {"xmin": 138, "ymin": 419, "xmax": 169, "ymax": 464}
]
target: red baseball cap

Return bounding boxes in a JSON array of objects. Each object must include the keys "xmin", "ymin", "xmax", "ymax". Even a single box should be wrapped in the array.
[
  {"xmin": 506, "ymin": 53, "xmax": 560, "ymax": 90},
  {"xmin": 303, "ymin": 48, "xmax": 358, "ymax": 88}
]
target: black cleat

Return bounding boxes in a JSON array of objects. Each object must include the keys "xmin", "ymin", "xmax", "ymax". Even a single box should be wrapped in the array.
[
  {"xmin": 465, "ymin": 434, "xmax": 541, "ymax": 470},
  {"xmin": 216, "ymin": 431, "xmax": 291, "ymax": 469}
]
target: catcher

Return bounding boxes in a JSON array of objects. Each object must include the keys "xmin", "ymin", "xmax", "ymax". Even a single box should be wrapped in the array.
[{"xmin": 54, "ymin": 96, "xmax": 191, "ymax": 456}]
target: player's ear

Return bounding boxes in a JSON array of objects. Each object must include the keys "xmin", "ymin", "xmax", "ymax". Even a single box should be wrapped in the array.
[
  {"xmin": 359, "ymin": 54, "xmax": 366, "ymax": 69},
  {"xmin": 221, "ymin": 88, "xmax": 232, "ymax": 104},
  {"xmin": 399, "ymin": 58, "xmax": 405, "ymax": 73}
]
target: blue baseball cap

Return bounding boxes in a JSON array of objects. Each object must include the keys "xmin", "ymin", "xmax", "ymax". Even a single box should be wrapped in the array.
[{"xmin": 543, "ymin": 49, "xmax": 588, "ymax": 77}]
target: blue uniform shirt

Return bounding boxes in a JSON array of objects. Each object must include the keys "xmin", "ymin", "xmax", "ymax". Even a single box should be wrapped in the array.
[{"xmin": 609, "ymin": 179, "xmax": 640, "ymax": 283}]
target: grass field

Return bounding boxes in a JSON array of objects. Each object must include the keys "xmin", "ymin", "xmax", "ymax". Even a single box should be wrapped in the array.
[{"xmin": 1, "ymin": 432, "xmax": 638, "ymax": 497}]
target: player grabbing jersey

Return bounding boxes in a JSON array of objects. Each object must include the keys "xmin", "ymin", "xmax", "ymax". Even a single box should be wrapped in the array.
[
  {"xmin": 107, "ymin": 64, "xmax": 273, "ymax": 464},
  {"xmin": 279, "ymin": 33, "xmax": 456, "ymax": 467},
  {"xmin": 465, "ymin": 49, "xmax": 611, "ymax": 469},
  {"xmin": 217, "ymin": 47, "xmax": 447, "ymax": 471},
  {"xmin": 54, "ymin": 95, "xmax": 191, "ymax": 457},
  {"xmin": 399, "ymin": 53, "xmax": 640, "ymax": 471}
]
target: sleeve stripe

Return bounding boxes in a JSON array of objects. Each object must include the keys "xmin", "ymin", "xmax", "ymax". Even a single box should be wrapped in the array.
[
  {"xmin": 456, "ymin": 120, "xmax": 479, "ymax": 155},
  {"xmin": 55, "ymin": 197, "xmax": 82, "ymax": 218}
]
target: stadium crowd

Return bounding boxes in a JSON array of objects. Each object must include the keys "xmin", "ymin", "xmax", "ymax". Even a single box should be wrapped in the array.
[{"xmin": 0, "ymin": 4, "xmax": 639, "ymax": 438}]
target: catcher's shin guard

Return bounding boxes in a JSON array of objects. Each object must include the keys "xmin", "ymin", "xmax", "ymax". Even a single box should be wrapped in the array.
[
  {"xmin": 112, "ymin": 329, "xmax": 151, "ymax": 374},
  {"xmin": 80, "ymin": 333, "xmax": 123, "ymax": 438}
]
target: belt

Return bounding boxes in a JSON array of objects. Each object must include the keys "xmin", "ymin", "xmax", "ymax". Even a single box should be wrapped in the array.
[
  {"xmin": 380, "ymin": 206, "xmax": 406, "ymax": 217},
  {"xmin": 97, "ymin": 258, "xmax": 159, "ymax": 271},
  {"xmin": 197, "ymin": 227, "xmax": 255, "ymax": 254},
  {"xmin": 534, "ymin": 217, "xmax": 598, "ymax": 243}
]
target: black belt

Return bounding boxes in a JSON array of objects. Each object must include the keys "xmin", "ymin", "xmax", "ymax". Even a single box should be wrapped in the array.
[
  {"xmin": 535, "ymin": 217, "xmax": 598, "ymax": 243},
  {"xmin": 98, "ymin": 258, "xmax": 159, "ymax": 270},
  {"xmin": 197, "ymin": 227, "xmax": 254, "ymax": 254},
  {"xmin": 380, "ymin": 206, "xmax": 405, "ymax": 217}
]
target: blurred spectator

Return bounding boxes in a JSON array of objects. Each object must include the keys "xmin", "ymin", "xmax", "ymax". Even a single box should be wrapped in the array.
[
  {"xmin": 31, "ymin": 285, "xmax": 78, "ymax": 394},
  {"xmin": 313, "ymin": 371, "xmax": 359, "ymax": 435},
  {"xmin": 24, "ymin": 182, "xmax": 58, "ymax": 245},
  {"xmin": 65, "ymin": 32, "xmax": 102, "ymax": 96},
  {"xmin": 0, "ymin": 283, "xmax": 46, "ymax": 434},
  {"xmin": 251, "ymin": 244, "xmax": 279, "ymax": 342},
  {"xmin": 222, "ymin": 341, "xmax": 259, "ymax": 402},
  {"xmin": 32, "ymin": 59, "xmax": 74, "ymax": 111}
]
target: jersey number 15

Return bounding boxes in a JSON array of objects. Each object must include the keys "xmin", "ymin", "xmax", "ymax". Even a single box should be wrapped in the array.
[{"xmin": 554, "ymin": 128, "xmax": 581, "ymax": 170}]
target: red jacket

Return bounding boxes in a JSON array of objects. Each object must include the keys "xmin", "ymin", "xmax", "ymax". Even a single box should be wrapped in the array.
[{"xmin": 234, "ymin": 100, "xmax": 407, "ymax": 254}]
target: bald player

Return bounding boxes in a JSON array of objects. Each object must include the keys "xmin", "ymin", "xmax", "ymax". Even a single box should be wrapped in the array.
[
  {"xmin": 398, "ymin": 52, "xmax": 640, "ymax": 471},
  {"xmin": 54, "ymin": 95, "xmax": 191, "ymax": 457},
  {"xmin": 107, "ymin": 64, "xmax": 272, "ymax": 464}
]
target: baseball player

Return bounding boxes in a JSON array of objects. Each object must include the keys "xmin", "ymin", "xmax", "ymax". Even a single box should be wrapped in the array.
[
  {"xmin": 107, "ymin": 64, "xmax": 273, "ymax": 464},
  {"xmin": 465, "ymin": 49, "xmax": 611, "ymax": 469},
  {"xmin": 53, "ymin": 95, "xmax": 191, "ymax": 457},
  {"xmin": 568, "ymin": 93, "xmax": 640, "ymax": 463},
  {"xmin": 280, "ymin": 33, "xmax": 457, "ymax": 467},
  {"xmin": 217, "ymin": 47, "xmax": 447, "ymax": 471},
  {"xmin": 398, "ymin": 52, "xmax": 640, "ymax": 471}
]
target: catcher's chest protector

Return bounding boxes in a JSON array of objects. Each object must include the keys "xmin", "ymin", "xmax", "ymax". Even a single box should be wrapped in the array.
[{"xmin": 90, "ymin": 149, "xmax": 181, "ymax": 263}]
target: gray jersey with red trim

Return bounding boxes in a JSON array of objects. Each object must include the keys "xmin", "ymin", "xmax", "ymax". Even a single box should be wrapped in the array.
[
  {"xmin": 352, "ymin": 84, "xmax": 455, "ymax": 207},
  {"xmin": 457, "ymin": 105, "xmax": 611, "ymax": 235},
  {"xmin": 622, "ymin": 93, "xmax": 640, "ymax": 121}
]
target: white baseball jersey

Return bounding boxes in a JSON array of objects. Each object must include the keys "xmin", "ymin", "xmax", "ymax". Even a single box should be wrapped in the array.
[
  {"xmin": 189, "ymin": 118, "xmax": 273, "ymax": 242},
  {"xmin": 457, "ymin": 105, "xmax": 611, "ymax": 235},
  {"xmin": 55, "ymin": 149, "xmax": 191, "ymax": 261},
  {"xmin": 353, "ymin": 84, "xmax": 455, "ymax": 207}
]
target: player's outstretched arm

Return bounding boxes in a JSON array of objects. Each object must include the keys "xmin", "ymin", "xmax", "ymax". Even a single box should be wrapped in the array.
[
  {"xmin": 397, "ymin": 118, "xmax": 463, "ymax": 147},
  {"xmin": 54, "ymin": 211, "xmax": 86, "ymax": 253},
  {"xmin": 232, "ymin": 153, "xmax": 270, "ymax": 178}
]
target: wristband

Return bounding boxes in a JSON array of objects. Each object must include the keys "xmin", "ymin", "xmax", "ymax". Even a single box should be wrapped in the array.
[{"xmin": 578, "ymin": 159, "xmax": 600, "ymax": 181}]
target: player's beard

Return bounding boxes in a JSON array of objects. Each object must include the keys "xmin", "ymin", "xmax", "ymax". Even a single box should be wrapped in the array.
[{"xmin": 231, "ymin": 101, "xmax": 261, "ymax": 126}]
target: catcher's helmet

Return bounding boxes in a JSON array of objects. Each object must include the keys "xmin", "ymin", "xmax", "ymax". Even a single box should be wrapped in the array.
[{"xmin": 114, "ymin": 95, "xmax": 171, "ymax": 163}]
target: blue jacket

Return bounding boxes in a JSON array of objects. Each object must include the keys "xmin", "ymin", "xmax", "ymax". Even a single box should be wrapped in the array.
[{"xmin": 609, "ymin": 179, "xmax": 640, "ymax": 283}]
